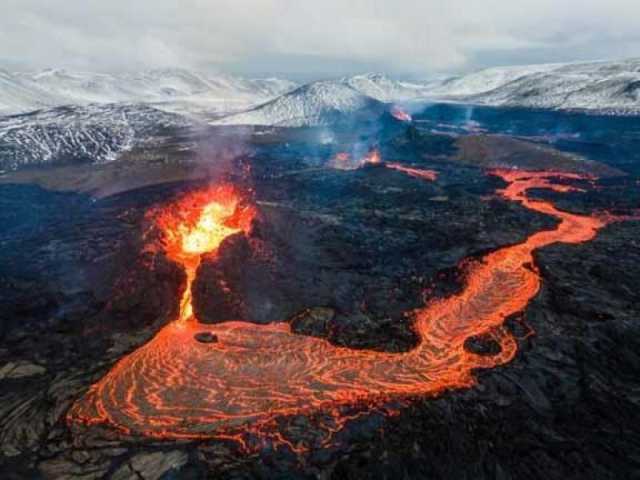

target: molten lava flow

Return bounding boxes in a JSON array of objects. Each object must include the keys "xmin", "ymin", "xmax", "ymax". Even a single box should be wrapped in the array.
[
  {"xmin": 391, "ymin": 106, "xmax": 412, "ymax": 122},
  {"xmin": 69, "ymin": 169, "xmax": 623, "ymax": 449},
  {"xmin": 145, "ymin": 184, "xmax": 255, "ymax": 324},
  {"xmin": 328, "ymin": 150, "xmax": 437, "ymax": 182},
  {"xmin": 385, "ymin": 162, "xmax": 438, "ymax": 181}
]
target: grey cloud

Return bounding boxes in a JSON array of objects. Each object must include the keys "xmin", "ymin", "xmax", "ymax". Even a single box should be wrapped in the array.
[{"xmin": 1, "ymin": 0, "xmax": 639, "ymax": 76}]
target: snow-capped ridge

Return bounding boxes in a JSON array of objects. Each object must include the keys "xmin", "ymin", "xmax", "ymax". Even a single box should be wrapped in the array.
[
  {"xmin": 213, "ymin": 80, "xmax": 386, "ymax": 127},
  {"xmin": 0, "ymin": 103, "xmax": 193, "ymax": 170},
  {"xmin": 342, "ymin": 72, "xmax": 436, "ymax": 102},
  {"xmin": 429, "ymin": 58, "xmax": 640, "ymax": 113},
  {"xmin": 0, "ymin": 68, "xmax": 298, "ymax": 116}
]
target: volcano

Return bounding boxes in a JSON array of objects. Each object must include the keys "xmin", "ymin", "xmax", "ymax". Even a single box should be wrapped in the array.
[
  {"xmin": 67, "ymin": 165, "xmax": 625, "ymax": 451},
  {"xmin": 2, "ymin": 99, "xmax": 640, "ymax": 479}
]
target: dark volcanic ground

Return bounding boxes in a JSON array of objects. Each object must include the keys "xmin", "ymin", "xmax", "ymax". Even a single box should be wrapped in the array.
[{"xmin": 0, "ymin": 107, "xmax": 639, "ymax": 479}]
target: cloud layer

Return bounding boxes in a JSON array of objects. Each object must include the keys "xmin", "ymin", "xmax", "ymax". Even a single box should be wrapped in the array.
[{"xmin": 2, "ymin": 0, "xmax": 640, "ymax": 77}]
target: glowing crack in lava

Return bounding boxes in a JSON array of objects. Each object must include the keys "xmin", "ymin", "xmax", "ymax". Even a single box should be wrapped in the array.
[{"xmin": 69, "ymin": 169, "xmax": 622, "ymax": 448}]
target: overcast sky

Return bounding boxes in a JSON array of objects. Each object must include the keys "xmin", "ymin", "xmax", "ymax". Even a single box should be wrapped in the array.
[{"xmin": 2, "ymin": 0, "xmax": 640, "ymax": 79}]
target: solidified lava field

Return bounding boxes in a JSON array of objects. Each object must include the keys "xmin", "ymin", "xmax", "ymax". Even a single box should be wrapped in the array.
[{"xmin": 1, "ymin": 106, "xmax": 640, "ymax": 479}]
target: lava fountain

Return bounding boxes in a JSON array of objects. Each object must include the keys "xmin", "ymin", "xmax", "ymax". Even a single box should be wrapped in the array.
[
  {"xmin": 144, "ymin": 184, "xmax": 255, "ymax": 324},
  {"xmin": 362, "ymin": 148, "xmax": 382, "ymax": 166},
  {"xmin": 69, "ymin": 169, "xmax": 623, "ymax": 449}
]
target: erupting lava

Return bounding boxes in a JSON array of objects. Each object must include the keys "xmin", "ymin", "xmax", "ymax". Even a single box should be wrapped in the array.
[
  {"xmin": 362, "ymin": 148, "xmax": 382, "ymax": 165},
  {"xmin": 69, "ymin": 168, "xmax": 622, "ymax": 450},
  {"xmin": 391, "ymin": 106, "xmax": 412, "ymax": 122},
  {"xmin": 327, "ymin": 149, "xmax": 382, "ymax": 169},
  {"xmin": 148, "ymin": 184, "xmax": 255, "ymax": 324}
]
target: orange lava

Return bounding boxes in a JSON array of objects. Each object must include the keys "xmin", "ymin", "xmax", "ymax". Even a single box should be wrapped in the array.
[
  {"xmin": 362, "ymin": 148, "xmax": 382, "ymax": 165},
  {"xmin": 391, "ymin": 106, "xmax": 412, "ymax": 122},
  {"xmin": 328, "ymin": 150, "xmax": 436, "ymax": 183},
  {"xmin": 69, "ymin": 169, "xmax": 617, "ymax": 449},
  {"xmin": 385, "ymin": 162, "xmax": 438, "ymax": 181},
  {"xmin": 328, "ymin": 148, "xmax": 382, "ymax": 169},
  {"xmin": 145, "ymin": 184, "xmax": 255, "ymax": 324}
]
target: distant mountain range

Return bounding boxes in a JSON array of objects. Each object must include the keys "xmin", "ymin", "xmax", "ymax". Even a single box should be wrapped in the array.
[
  {"xmin": 0, "ymin": 68, "xmax": 297, "ymax": 117},
  {"xmin": 2, "ymin": 58, "xmax": 638, "ymax": 119},
  {"xmin": 430, "ymin": 58, "xmax": 640, "ymax": 114},
  {"xmin": 213, "ymin": 59, "xmax": 640, "ymax": 126},
  {"xmin": 0, "ymin": 59, "xmax": 639, "ymax": 165}
]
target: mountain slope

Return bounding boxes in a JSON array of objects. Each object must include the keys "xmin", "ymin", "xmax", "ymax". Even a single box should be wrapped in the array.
[
  {"xmin": 428, "ymin": 63, "xmax": 559, "ymax": 97},
  {"xmin": 3, "ymin": 58, "xmax": 640, "ymax": 130},
  {"xmin": 341, "ymin": 73, "xmax": 437, "ymax": 102},
  {"xmin": 430, "ymin": 59, "xmax": 640, "ymax": 113},
  {"xmin": 0, "ymin": 69, "xmax": 297, "ymax": 116},
  {"xmin": 0, "ymin": 70, "xmax": 69, "ymax": 113},
  {"xmin": 0, "ymin": 104, "xmax": 193, "ymax": 170},
  {"xmin": 213, "ymin": 81, "xmax": 387, "ymax": 127}
]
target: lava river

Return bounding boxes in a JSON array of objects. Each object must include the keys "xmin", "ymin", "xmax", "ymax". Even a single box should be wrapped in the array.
[{"xmin": 69, "ymin": 168, "xmax": 618, "ymax": 446}]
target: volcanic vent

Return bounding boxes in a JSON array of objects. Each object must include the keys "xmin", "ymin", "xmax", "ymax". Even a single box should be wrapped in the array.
[{"xmin": 146, "ymin": 184, "xmax": 256, "ymax": 325}]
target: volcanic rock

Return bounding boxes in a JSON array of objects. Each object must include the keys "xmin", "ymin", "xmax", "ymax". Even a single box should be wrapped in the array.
[
  {"xmin": 289, "ymin": 307, "xmax": 336, "ymax": 337},
  {"xmin": 194, "ymin": 332, "xmax": 218, "ymax": 343},
  {"xmin": 111, "ymin": 450, "xmax": 188, "ymax": 480},
  {"xmin": 0, "ymin": 361, "xmax": 46, "ymax": 380},
  {"xmin": 106, "ymin": 251, "xmax": 184, "ymax": 331},
  {"xmin": 464, "ymin": 333, "xmax": 502, "ymax": 356},
  {"xmin": 452, "ymin": 134, "xmax": 623, "ymax": 177}
]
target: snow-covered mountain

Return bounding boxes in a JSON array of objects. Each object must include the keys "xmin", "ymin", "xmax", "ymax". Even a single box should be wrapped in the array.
[
  {"xmin": 429, "ymin": 58, "xmax": 640, "ymax": 113},
  {"xmin": 0, "ymin": 104, "xmax": 193, "ymax": 170},
  {"xmin": 0, "ymin": 68, "xmax": 297, "ymax": 117},
  {"xmin": 213, "ymin": 80, "xmax": 388, "ymax": 127},
  {"xmin": 2, "ymin": 59, "xmax": 640, "ymax": 147},
  {"xmin": 341, "ymin": 73, "xmax": 437, "ymax": 102},
  {"xmin": 427, "ymin": 64, "xmax": 560, "ymax": 97},
  {"xmin": 0, "ymin": 69, "xmax": 67, "ymax": 113}
]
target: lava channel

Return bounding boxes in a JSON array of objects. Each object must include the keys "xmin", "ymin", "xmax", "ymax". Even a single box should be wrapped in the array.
[
  {"xmin": 328, "ymin": 149, "xmax": 437, "ymax": 181},
  {"xmin": 69, "ymin": 168, "xmax": 620, "ymax": 447}
]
